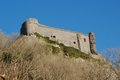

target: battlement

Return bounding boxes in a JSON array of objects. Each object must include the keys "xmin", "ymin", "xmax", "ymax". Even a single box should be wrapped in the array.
[{"xmin": 20, "ymin": 18, "xmax": 98, "ymax": 54}]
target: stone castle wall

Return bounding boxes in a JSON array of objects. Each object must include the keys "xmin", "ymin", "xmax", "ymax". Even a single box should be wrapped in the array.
[
  {"xmin": 77, "ymin": 33, "xmax": 90, "ymax": 53},
  {"xmin": 20, "ymin": 18, "xmax": 94, "ymax": 54}
]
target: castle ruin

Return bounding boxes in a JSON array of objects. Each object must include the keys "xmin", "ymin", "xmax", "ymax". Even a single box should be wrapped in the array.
[{"xmin": 20, "ymin": 18, "xmax": 98, "ymax": 54}]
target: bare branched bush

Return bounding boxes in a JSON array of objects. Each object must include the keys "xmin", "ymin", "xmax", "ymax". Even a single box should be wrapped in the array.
[
  {"xmin": 102, "ymin": 48, "xmax": 120, "ymax": 68},
  {"xmin": 0, "ymin": 30, "xmax": 19, "ymax": 49}
]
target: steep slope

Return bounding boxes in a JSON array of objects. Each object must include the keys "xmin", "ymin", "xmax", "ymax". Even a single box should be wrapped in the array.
[{"xmin": 0, "ymin": 34, "xmax": 119, "ymax": 80}]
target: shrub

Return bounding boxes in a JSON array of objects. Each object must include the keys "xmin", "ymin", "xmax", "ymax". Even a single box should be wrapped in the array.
[
  {"xmin": 58, "ymin": 43, "xmax": 65, "ymax": 50},
  {"xmin": 61, "ymin": 46, "xmax": 90, "ymax": 59},
  {"xmin": 52, "ymin": 46, "xmax": 60, "ymax": 55},
  {"xmin": 44, "ymin": 37, "xmax": 57, "ymax": 44},
  {"xmin": 44, "ymin": 37, "xmax": 50, "ymax": 42},
  {"xmin": 34, "ymin": 32, "xmax": 42, "ymax": 39},
  {"xmin": 49, "ymin": 40, "xmax": 57, "ymax": 44},
  {"xmin": 2, "ymin": 52, "xmax": 12, "ymax": 63},
  {"xmin": 44, "ymin": 45, "xmax": 52, "ymax": 55},
  {"xmin": 34, "ymin": 32, "xmax": 57, "ymax": 44}
]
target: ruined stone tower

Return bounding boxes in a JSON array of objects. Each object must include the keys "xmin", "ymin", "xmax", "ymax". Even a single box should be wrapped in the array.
[
  {"xmin": 20, "ymin": 18, "xmax": 98, "ymax": 54},
  {"xmin": 89, "ymin": 32, "xmax": 98, "ymax": 54},
  {"xmin": 21, "ymin": 18, "xmax": 39, "ymax": 35}
]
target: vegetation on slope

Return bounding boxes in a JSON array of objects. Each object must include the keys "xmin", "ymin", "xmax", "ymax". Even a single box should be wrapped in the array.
[
  {"xmin": 0, "ymin": 32, "xmax": 119, "ymax": 80},
  {"xmin": 34, "ymin": 32, "xmax": 91, "ymax": 59}
]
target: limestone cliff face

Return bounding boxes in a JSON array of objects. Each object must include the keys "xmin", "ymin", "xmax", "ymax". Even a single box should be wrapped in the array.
[{"xmin": 20, "ymin": 18, "xmax": 97, "ymax": 54}]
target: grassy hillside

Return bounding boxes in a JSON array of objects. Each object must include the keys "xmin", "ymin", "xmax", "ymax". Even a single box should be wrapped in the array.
[{"xmin": 0, "ymin": 34, "xmax": 119, "ymax": 80}]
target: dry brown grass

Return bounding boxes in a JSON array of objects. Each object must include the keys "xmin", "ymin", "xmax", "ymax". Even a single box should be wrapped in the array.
[
  {"xmin": 0, "ymin": 35, "xmax": 119, "ymax": 80},
  {"xmin": 0, "ymin": 54, "xmax": 118, "ymax": 80}
]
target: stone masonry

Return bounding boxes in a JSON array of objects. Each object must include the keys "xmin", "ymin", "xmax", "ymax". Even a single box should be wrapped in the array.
[
  {"xmin": 89, "ymin": 32, "xmax": 98, "ymax": 54},
  {"xmin": 20, "ymin": 18, "xmax": 97, "ymax": 54}
]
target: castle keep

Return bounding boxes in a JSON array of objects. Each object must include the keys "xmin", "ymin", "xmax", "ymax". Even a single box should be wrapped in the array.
[{"xmin": 20, "ymin": 18, "xmax": 97, "ymax": 54}]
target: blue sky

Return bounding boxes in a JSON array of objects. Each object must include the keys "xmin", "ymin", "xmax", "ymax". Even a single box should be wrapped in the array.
[{"xmin": 0, "ymin": 0, "xmax": 120, "ymax": 51}]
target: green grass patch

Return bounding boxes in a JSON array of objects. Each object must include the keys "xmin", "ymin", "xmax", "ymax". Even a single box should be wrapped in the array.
[
  {"xmin": 34, "ymin": 32, "xmax": 91, "ymax": 59},
  {"xmin": 45, "ymin": 45, "xmax": 52, "ymax": 55},
  {"xmin": 63, "ymin": 46, "xmax": 90, "ymax": 59},
  {"xmin": 44, "ymin": 36, "xmax": 57, "ymax": 44},
  {"xmin": 34, "ymin": 32, "xmax": 57, "ymax": 44},
  {"xmin": 59, "ymin": 44, "xmax": 90, "ymax": 59},
  {"xmin": 34, "ymin": 32, "xmax": 42, "ymax": 39},
  {"xmin": 52, "ymin": 46, "xmax": 60, "ymax": 55}
]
